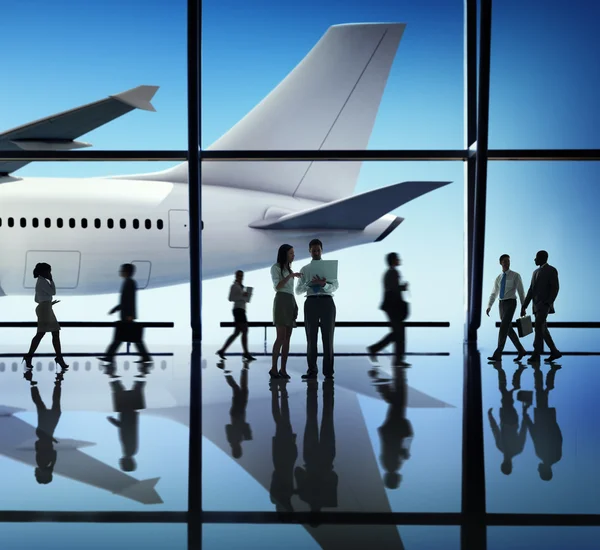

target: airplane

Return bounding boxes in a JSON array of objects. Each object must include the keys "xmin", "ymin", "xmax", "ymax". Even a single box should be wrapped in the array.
[{"xmin": 0, "ymin": 22, "xmax": 451, "ymax": 298}]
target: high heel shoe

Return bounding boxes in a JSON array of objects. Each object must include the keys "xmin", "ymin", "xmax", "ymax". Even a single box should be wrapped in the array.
[
  {"xmin": 55, "ymin": 356, "xmax": 69, "ymax": 369},
  {"xmin": 269, "ymin": 369, "xmax": 280, "ymax": 379},
  {"xmin": 278, "ymin": 371, "xmax": 291, "ymax": 379},
  {"xmin": 22, "ymin": 355, "xmax": 33, "ymax": 369}
]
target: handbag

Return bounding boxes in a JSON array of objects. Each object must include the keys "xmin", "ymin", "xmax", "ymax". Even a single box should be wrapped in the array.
[
  {"xmin": 115, "ymin": 321, "xmax": 143, "ymax": 343},
  {"xmin": 516, "ymin": 315, "xmax": 533, "ymax": 338}
]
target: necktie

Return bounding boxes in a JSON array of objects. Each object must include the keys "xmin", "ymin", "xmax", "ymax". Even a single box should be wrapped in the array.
[{"xmin": 499, "ymin": 272, "xmax": 507, "ymax": 299}]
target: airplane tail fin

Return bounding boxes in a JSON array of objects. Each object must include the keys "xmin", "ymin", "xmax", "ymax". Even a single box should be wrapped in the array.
[
  {"xmin": 249, "ymin": 181, "xmax": 451, "ymax": 231},
  {"xmin": 129, "ymin": 23, "xmax": 406, "ymax": 202},
  {"xmin": 117, "ymin": 477, "xmax": 163, "ymax": 505}
]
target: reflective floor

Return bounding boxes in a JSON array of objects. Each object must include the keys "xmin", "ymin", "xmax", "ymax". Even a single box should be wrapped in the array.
[{"xmin": 0, "ymin": 336, "xmax": 598, "ymax": 548}]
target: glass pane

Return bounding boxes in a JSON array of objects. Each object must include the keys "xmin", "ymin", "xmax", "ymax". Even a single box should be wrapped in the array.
[
  {"xmin": 203, "ymin": 524, "xmax": 461, "ymax": 549},
  {"xmin": 1, "ymin": 0, "xmax": 187, "ymax": 152},
  {"xmin": 202, "ymin": 160, "xmax": 464, "ymax": 353},
  {"xmin": 202, "ymin": 354, "xmax": 463, "ymax": 512},
  {"xmin": 488, "ymin": 527, "xmax": 600, "ymax": 550},
  {"xmin": 0, "ymin": 523, "xmax": 186, "ymax": 550},
  {"xmin": 489, "ymin": 1, "xmax": 600, "ymax": 148},
  {"xmin": 201, "ymin": 0, "xmax": 464, "ymax": 149}
]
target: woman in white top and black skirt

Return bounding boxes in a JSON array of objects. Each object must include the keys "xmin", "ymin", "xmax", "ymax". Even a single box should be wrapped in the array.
[
  {"xmin": 23, "ymin": 263, "xmax": 69, "ymax": 370},
  {"xmin": 217, "ymin": 270, "xmax": 256, "ymax": 362},
  {"xmin": 269, "ymin": 244, "xmax": 301, "ymax": 379}
]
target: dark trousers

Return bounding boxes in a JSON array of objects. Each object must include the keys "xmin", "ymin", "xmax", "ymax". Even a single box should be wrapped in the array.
[
  {"xmin": 370, "ymin": 310, "xmax": 405, "ymax": 364},
  {"xmin": 105, "ymin": 337, "xmax": 151, "ymax": 361},
  {"xmin": 495, "ymin": 299, "xmax": 525, "ymax": 356},
  {"xmin": 304, "ymin": 296, "xmax": 336, "ymax": 376},
  {"xmin": 533, "ymin": 305, "xmax": 559, "ymax": 356}
]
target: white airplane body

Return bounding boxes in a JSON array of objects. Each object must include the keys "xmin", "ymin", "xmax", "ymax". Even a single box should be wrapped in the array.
[{"xmin": 0, "ymin": 23, "xmax": 451, "ymax": 297}]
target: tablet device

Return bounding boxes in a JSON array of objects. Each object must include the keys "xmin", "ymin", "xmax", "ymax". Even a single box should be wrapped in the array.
[{"xmin": 306, "ymin": 260, "xmax": 338, "ymax": 282}]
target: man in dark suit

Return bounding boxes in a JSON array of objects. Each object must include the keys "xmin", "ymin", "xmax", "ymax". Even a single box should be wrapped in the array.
[
  {"xmin": 521, "ymin": 250, "xmax": 562, "ymax": 363},
  {"xmin": 100, "ymin": 264, "xmax": 152, "ymax": 364}
]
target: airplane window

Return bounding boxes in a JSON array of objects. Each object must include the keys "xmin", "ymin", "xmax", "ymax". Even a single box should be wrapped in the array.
[
  {"xmin": 157, "ymin": 219, "xmax": 164, "ymax": 230},
  {"xmin": 44, "ymin": 218, "xmax": 51, "ymax": 228},
  {"xmin": 120, "ymin": 219, "xmax": 126, "ymax": 229},
  {"xmin": 81, "ymin": 218, "xmax": 88, "ymax": 229},
  {"xmin": 145, "ymin": 219, "xmax": 151, "ymax": 229},
  {"xmin": 69, "ymin": 218, "xmax": 75, "ymax": 228},
  {"xmin": 8, "ymin": 217, "xmax": 14, "ymax": 227},
  {"xmin": 94, "ymin": 218, "xmax": 101, "ymax": 229},
  {"xmin": 133, "ymin": 219, "xmax": 139, "ymax": 229},
  {"xmin": 32, "ymin": 218, "xmax": 39, "ymax": 228},
  {"xmin": 57, "ymin": 218, "xmax": 63, "ymax": 228},
  {"xmin": 20, "ymin": 217, "xmax": 26, "ymax": 228},
  {"xmin": 107, "ymin": 218, "xmax": 114, "ymax": 229}
]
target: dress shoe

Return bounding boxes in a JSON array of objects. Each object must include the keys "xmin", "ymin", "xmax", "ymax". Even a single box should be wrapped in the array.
[
  {"xmin": 301, "ymin": 372, "xmax": 317, "ymax": 380},
  {"xmin": 514, "ymin": 351, "xmax": 527, "ymax": 362},
  {"xmin": 545, "ymin": 352, "xmax": 563, "ymax": 362},
  {"xmin": 527, "ymin": 354, "xmax": 541, "ymax": 363},
  {"xmin": 487, "ymin": 354, "xmax": 502, "ymax": 362}
]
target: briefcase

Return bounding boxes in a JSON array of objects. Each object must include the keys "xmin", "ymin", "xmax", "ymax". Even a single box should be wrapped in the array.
[
  {"xmin": 115, "ymin": 321, "xmax": 143, "ymax": 343},
  {"xmin": 516, "ymin": 315, "xmax": 533, "ymax": 338}
]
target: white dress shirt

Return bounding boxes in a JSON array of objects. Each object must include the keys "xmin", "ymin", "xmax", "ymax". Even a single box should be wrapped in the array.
[
  {"xmin": 229, "ymin": 282, "xmax": 249, "ymax": 310},
  {"xmin": 295, "ymin": 259, "xmax": 340, "ymax": 297},
  {"xmin": 270, "ymin": 264, "xmax": 295, "ymax": 295},
  {"xmin": 487, "ymin": 269, "xmax": 525, "ymax": 309}
]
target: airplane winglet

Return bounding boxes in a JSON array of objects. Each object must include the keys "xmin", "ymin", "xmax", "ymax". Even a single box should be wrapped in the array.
[
  {"xmin": 110, "ymin": 85, "xmax": 159, "ymax": 112},
  {"xmin": 249, "ymin": 181, "xmax": 452, "ymax": 231}
]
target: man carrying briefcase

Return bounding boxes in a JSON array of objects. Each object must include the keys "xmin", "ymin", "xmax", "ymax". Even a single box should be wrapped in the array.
[{"xmin": 99, "ymin": 263, "xmax": 152, "ymax": 365}]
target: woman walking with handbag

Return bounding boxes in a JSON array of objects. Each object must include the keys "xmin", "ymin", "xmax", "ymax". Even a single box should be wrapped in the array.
[
  {"xmin": 23, "ymin": 262, "xmax": 69, "ymax": 370},
  {"xmin": 367, "ymin": 252, "xmax": 410, "ymax": 367}
]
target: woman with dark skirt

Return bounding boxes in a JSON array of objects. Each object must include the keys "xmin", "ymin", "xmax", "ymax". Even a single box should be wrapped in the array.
[
  {"xmin": 23, "ymin": 263, "xmax": 69, "ymax": 370},
  {"xmin": 269, "ymin": 244, "xmax": 301, "ymax": 379}
]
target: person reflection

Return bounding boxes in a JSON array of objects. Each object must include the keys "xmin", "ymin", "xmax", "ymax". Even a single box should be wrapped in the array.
[
  {"xmin": 225, "ymin": 366, "xmax": 253, "ymax": 459},
  {"xmin": 269, "ymin": 379, "xmax": 297, "ymax": 512},
  {"xmin": 295, "ymin": 379, "xmax": 337, "ymax": 514},
  {"xmin": 487, "ymin": 363, "xmax": 528, "ymax": 475},
  {"xmin": 106, "ymin": 370, "xmax": 148, "ymax": 472},
  {"xmin": 28, "ymin": 368, "xmax": 67, "ymax": 484},
  {"xmin": 523, "ymin": 364, "xmax": 563, "ymax": 481},
  {"xmin": 374, "ymin": 366, "xmax": 413, "ymax": 489}
]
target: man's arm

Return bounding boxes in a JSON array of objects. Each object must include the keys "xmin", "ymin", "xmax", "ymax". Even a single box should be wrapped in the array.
[
  {"xmin": 522, "ymin": 272, "xmax": 535, "ymax": 311},
  {"xmin": 295, "ymin": 265, "xmax": 311, "ymax": 295},
  {"xmin": 487, "ymin": 275, "xmax": 500, "ymax": 309},
  {"xmin": 516, "ymin": 273, "xmax": 526, "ymax": 306},
  {"xmin": 324, "ymin": 278, "xmax": 339, "ymax": 293},
  {"xmin": 549, "ymin": 268, "xmax": 559, "ymax": 305}
]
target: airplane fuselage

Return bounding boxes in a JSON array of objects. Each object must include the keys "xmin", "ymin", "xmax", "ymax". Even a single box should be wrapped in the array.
[{"xmin": 0, "ymin": 177, "xmax": 395, "ymax": 296}]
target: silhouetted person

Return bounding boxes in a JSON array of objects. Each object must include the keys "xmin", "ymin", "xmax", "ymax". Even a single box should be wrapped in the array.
[
  {"xmin": 488, "ymin": 363, "xmax": 528, "ymax": 475},
  {"xmin": 106, "ymin": 377, "xmax": 147, "ymax": 472},
  {"xmin": 24, "ymin": 263, "xmax": 69, "ymax": 370},
  {"xmin": 521, "ymin": 250, "xmax": 562, "ymax": 363},
  {"xmin": 225, "ymin": 367, "xmax": 252, "ymax": 459},
  {"xmin": 296, "ymin": 239, "xmax": 339, "ymax": 380},
  {"xmin": 30, "ymin": 369, "xmax": 67, "ymax": 484},
  {"xmin": 295, "ymin": 379, "xmax": 337, "ymax": 517},
  {"xmin": 100, "ymin": 264, "xmax": 152, "ymax": 364},
  {"xmin": 523, "ymin": 364, "xmax": 562, "ymax": 481},
  {"xmin": 217, "ymin": 270, "xmax": 255, "ymax": 362},
  {"xmin": 374, "ymin": 366, "xmax": 413, "ymax": 488},
  {"xmin": 270, "ymin": 244, "xmax": 301, "ymax": 379},
  {"xmin": 269, "ymin": 379, "xmax": 297, "ymax": 512},
  {"xmin": 486, "ymin": 254, "xmax": 527, "ymax": 362},
  {"xmin": 368, "ymin": 252, "xmax": 410, "ymax": 367}
]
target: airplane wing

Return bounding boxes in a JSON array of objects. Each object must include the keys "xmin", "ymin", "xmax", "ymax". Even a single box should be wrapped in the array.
[
  {"xmin": 0, "ymin": 85, "xmax": 159, "ymax": 176},
  {"xmin": 249, "ymin": 180, "xmax": 451, "ymax": 230}
]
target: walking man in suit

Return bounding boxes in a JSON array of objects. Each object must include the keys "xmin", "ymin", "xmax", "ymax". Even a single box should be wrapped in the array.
[
  {"xmin": 295, "ymin": 239, "xmax": 339, "ymax": 380},
  {"xmin": 486, "ymin": 254, "xmax": 528, "ymax": 362},
  {"xmin": 521, "ymin": 250, "xmax": 562, "ymax": 363}
]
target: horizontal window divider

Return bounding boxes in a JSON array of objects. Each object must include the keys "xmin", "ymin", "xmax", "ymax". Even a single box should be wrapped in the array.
[
  {"xmin": 221, "ymin": 321, "xmax": 450, "ymax": 328},
  {"xmin": 488, "ymin": 149, "xmax": 600, "ymax": 161},
  {"xmin": 0, "ymin": 511, "xmax": 187, "ymax": 523},
  {"xmin": 495, "ymin": 322, "xmax": 600, "ymax": 328},
  {"xmin": 0, "ymin": 322, "xmax": 174, "ymax": 328},
  {"xmin": 0, "ymin": 151, "xmax": 187, "ymax": 162},
  {"xmin": 200, "ymin": 150, "xmax": 467, "ymax": 161}
]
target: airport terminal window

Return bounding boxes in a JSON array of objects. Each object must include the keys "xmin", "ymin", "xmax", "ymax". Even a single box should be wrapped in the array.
[
  {"xmin": 69, "ymin": 218, "xmax": 75, "ymax": 228},
  {"xmin": 157, "ymin": 219, "xmax": 164, "ymax": 230},
  {"xmin": 145, "ymin": 219, "xmax": 152, "ymax": 229},
  {"xmin": 133, "ymin": 218, "xmax": 140, "ymax": 229},
  {"xmin": 120, "ymin": 218, "xmax": 126, "ymax": 229},
  {"xmin": 44, "ymin": 218, "xmax": 51, "ymax": 228},
  {"xmin": 94, "ymin": 218, "xmax": 101, "ymax": 229},
  {"xmin": 57, "ymin": 218, "xmax": 63, "ymax": 228},
  {"xmin": 107, "ymin": 218, "xmax": 114, "ymax": 229},
  {"xmin": 33, "ymin": 218, "xmax": 39, "ymax": 228},
  {"xmin": 81, "ymin": 218, "xmax": 88, "ymax": 229},
  {"xmin": 8, "ymin": 217, "xmax": 14, "ymax": 227},
  {"xmin": 20, "ymin": 217, "xmax": 26, "ymax": 228}
]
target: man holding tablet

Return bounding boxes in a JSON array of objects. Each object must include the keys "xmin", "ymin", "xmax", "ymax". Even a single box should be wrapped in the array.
[{"xmin": 295, "ymin": 239, "xmax": 339, "ymax": 380}]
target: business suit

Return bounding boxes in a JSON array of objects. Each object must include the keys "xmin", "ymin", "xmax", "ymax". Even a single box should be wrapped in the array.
[
  {"xmin": 104, "ymin": 277, "xmax": 151, "ymax": 362},
  {"xmin": 523, "ymin": 264, "xmax": 560, "ymax": 358}
]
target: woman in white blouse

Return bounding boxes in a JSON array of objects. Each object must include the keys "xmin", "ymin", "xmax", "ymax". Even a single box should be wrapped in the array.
[
  {"xmin": 269, "ymin": 244, "xmax": 301, "ymax": 379},
  {"xmin": 23, "ymin": 263, "xmax": 69, "ymax": 370}
]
